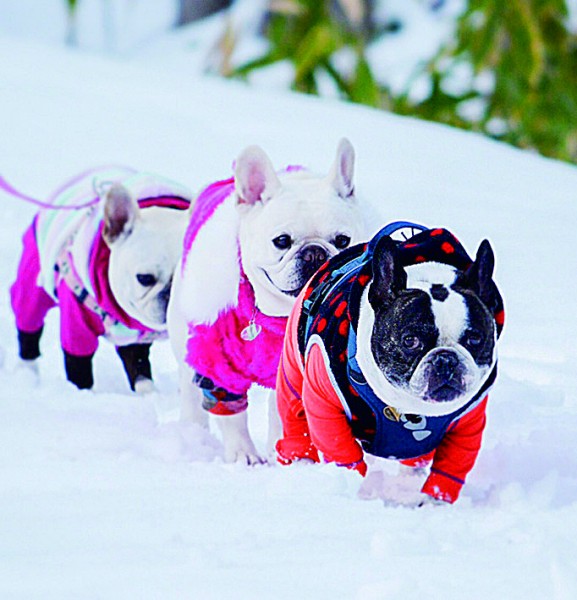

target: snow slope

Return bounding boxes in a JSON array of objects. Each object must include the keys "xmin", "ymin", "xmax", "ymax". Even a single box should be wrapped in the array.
[{"xmin": 0, "ymin": 31, "xmax": 577, "ymax": 600}]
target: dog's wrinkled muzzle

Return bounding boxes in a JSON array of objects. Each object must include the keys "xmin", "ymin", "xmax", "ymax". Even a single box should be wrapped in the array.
[
  {"xmin": 410, "ymin": 347, "xmax": 477, "ymax": 403},
  {"xmin": 263, "ymin": 243, "xmax": 331, "ymax": 298}
]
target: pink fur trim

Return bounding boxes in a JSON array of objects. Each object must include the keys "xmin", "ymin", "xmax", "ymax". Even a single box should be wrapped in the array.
[{"xmin": 186, "ymin": 274, "xmax": 287, "ymax": 395}]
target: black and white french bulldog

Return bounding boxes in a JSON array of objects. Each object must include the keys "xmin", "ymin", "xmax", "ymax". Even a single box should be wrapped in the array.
[
  {"xmin": 358, "ymin": 237, "xmax": 499, "ymax": 417},
  {"xmin": 168, "ymin": 139, "xmax": 367, "ymax": 464},
  {"xmin": 276, "ymin": 227, "xmax": 503, "ymax": 503},
  {"xmin": 10, "ymin": 168, "xmax": 192, "ymax": 391}
]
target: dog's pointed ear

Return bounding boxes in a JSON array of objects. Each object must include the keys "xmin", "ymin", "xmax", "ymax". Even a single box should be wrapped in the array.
[
  {"xmin": 464, "ymin": 239, "xmax": 498, "ymax": 312},
  {"xmin": 102, "ymin": 183, "xmax": 140, "ymax": 246},
  {"xmin": 368, "ymin": 236, "xmax": 406, "ymax": 309},
  {"xmin": 329, "ymin": 138, "xmax": 355, "ymax": 200},
  {"xmin": 235, "ymin": 145, "xmax": 281, "ymax": 206}
]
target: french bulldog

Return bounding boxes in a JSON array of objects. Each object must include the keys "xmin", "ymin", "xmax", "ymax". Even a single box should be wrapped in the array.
[
  {"xmin": 168, "ymin": 139, "xmax": 367, "ymax": 464},
  {"xmin": 10, "ymin": 167, "xmax": 192, "ymax": 391},
  {"xmin": 276, "ymin": 225, "xmax": 504, "ymax": 503}
]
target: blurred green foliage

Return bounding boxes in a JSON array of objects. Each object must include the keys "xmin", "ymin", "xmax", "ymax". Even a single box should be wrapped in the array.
[
  {"xmin": 398, "ymin": 0, "xmax": 577, "ymax": 162},
  {"xmin": 233, "ymin": 0, "xmax": 382, "ymax": 107},
  {"xmin": 232, "ymin": 0, "xmax": 577, "ymax": 163}
]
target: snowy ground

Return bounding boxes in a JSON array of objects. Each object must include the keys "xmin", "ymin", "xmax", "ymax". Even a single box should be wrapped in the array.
[{"xmin": 1, "ymin": 4, "xmax": 577, "ymax": 600}]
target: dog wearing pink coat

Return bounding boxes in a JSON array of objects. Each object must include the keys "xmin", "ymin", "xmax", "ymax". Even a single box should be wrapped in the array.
[
  {"xmin": 11, "ymin": 167, "xmax": 192, "ymax": 391},
  {"xmin": 168, "ymin": 140, "xmax": 367, "ymax": 463}
]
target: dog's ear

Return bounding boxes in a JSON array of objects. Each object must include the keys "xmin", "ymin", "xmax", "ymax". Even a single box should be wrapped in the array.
[
  {"xmin": 235, "ymin": 145, "xmax": 281, "ymax": 206},
  {"xmin": 368, "ymin": 236, "xmax": 406, "ymax": 310},
  {"xmin": 463, "ymin": 239, "xmax": 498, "ymax": 312},
  {"xmin": 328, "ymin": 138, "xmax": 355, "ymax": 200},
  {"xmin": 102, "ymin": 184, "xmax": 140, "ymax": 246}
]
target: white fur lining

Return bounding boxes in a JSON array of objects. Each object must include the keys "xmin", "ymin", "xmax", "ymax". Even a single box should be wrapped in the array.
[{"xmin": 179, "ymin": 196, "xmax": 241, "ymax": 325}]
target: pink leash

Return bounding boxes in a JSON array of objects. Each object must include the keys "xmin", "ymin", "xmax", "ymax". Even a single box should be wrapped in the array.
[{"xmin": 0, "ymin": 165, "xmax": 136, "ymax": 210}]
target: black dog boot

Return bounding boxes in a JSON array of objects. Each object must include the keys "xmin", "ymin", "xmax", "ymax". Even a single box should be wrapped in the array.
[
  {"xmin": 116, "ymin": 343, "xmax": 153, "ymax": 392},
  {"xmin": 64, "ymin": 352, "xmax": 94, "ymax": 390},
  {"xmin": 17, "ymin": 328, "xmax": 43, "ymax": 360}
]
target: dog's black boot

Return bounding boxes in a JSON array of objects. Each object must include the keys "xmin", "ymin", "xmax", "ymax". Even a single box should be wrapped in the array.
[
  {"xmin": 116, "ymin": 343, "xmax": 152, "ymax": 392},
  {"xmin": 17, "ymin": 328, "xmax": 43, "ymax": 360},
  {"xmin": 64, "ymin": 352, "xmax": 94, "ymax": 389}
]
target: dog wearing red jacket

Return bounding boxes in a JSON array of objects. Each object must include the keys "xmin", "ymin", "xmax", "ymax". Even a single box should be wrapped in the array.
[{"xmin": 276, "ymin": 225, "xmax": 504, "ymax": 504}]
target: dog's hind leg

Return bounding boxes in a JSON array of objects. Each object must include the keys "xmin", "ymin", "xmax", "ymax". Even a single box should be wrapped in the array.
[
  {"xmin": 17, "ymin": 328, "xmax": 44, "ymax": 361},
  {"xmin": 167, "ymin": 297, "xmax": 209, "ymax": 426},
  {"xmin": 10, "ymin": 223, "xmax": 55, "ymax": 369},
  {"xmin": 178, "ymin": 365, "xmax": 209, "ymax": 426}
]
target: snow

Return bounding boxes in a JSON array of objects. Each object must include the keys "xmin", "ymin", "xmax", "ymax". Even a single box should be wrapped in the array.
[{"xmin": 1, "ymin": 3, "xmax": 577, "ymax": 599}]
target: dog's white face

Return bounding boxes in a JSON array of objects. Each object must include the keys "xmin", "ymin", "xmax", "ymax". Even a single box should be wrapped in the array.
[
  {"xmin": 356, "ymin": 237, "xmax": 498, "ymax": 417},
  {"xmin": 103, "ymin": 185, "xmax": 188, "ymax": 329},
  {"xmin": 235, "ymin": 139, "xmax": 366, "ymax": 316}
]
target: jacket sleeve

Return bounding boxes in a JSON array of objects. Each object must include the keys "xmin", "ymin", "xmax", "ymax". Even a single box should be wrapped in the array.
[
  {"xmin": 275, "ymin": 294, "xmax": 320, "ymax": 463},
  {"xmin": 302, "ymin": 343, "xmax": 366, "ymax": 472},
  {"xmin": 421, "ymin": 396, "xmax": 488, "ymax": 503}
]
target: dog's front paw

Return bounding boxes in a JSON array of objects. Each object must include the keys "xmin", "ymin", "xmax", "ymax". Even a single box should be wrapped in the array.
[
  {"xmin": 223, "ymin": 438, "xmax": 266, "ymax": 466},
  {"xmin": 134, "ymin": 376, "xmax": 156, "ymax": 395},
  {"xmin": 217, "ymin": 412, "xmax": 266, "ymax": 466},
  {"xmin": 414, "ymin": 493, "xmax": 450, "ymax": 508}
]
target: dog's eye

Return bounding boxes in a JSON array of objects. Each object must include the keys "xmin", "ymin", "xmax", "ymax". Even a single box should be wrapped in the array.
[
  {"xmin": 464, "ymin": 329, "xmax": 483, "ymax": 347},
  {"xmin": 401, "ymin": 334, "xmax": 422, "ymax": 351},
  {"xmin": 136, "ymin": 273, "xmax": 157, "ymax": 287},
  {"xmin": 333, "ymin": 234, "xmax": 351, "ymax": 250},
  {"xmin": 273, "ymin": 234, "xmax": 293, "ymax": 250}
]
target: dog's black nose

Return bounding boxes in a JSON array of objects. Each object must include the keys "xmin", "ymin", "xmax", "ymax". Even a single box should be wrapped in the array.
[
  {"xmin": 431, "ymin": 350, "xmax": 459, "ymax": 375},
  {"xmin": 300, "ymin": 245, "xmax": 328, "ymax": 270}
]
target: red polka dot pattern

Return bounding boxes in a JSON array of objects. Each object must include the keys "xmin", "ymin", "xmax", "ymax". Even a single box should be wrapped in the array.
[{"xmin": 334, "ymin": 301, "xmax": 347, "ymax": 318}]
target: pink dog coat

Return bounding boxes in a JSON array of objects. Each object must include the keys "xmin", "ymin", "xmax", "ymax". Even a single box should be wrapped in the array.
[
  {"xmin": 11, "ymin": 167, "xmax": 192, "ymax": 357},
  {"xmin": 182, "ymin": 176, "xmax": 290, "ymax": 402}
]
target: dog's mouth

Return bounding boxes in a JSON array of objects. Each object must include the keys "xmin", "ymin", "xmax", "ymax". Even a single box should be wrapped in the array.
[
  {"xmin": 424, "ymin": 380, "xmax": 465, "ymax": 403},
  {"xmin": 261, "ymin": 269, "xmax": 303, "ymax": 297}
]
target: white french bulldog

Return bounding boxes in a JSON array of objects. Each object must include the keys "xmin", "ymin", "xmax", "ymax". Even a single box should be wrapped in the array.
[
  {"xmin": 168, "ymin": 139, "xmax": 367, "ymax": 464},
  {"xmin": 10, "ymin": 168, "xmax": 192, "ymax": 391}
]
